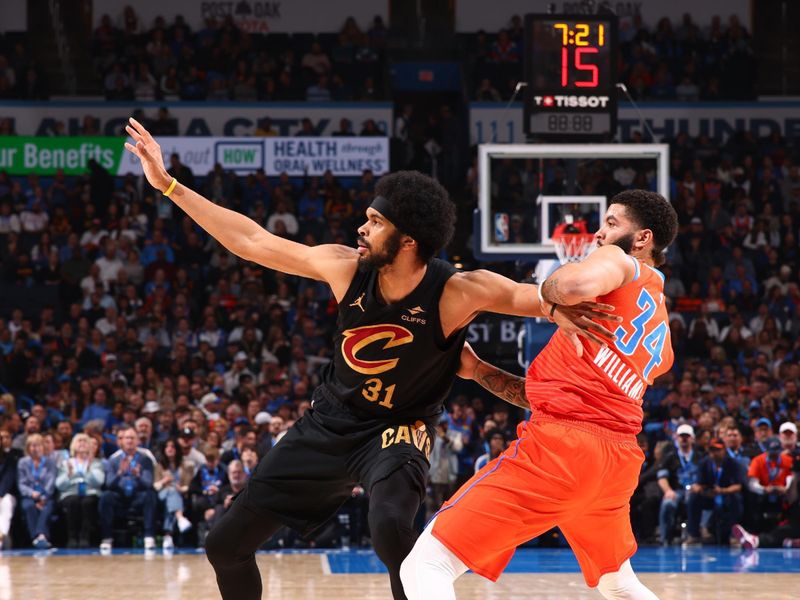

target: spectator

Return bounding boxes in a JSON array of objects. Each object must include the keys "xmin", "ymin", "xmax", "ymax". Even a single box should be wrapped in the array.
[
  {"xmin": 746, "ymin": 417, "xmax": 774, "ymax": 457},
  {"xmin": 489, "ymin": 30, "xmax": 520, "ymax": 62},
  {"xmin": 733, "ymin": 467, "xmax": 800, "ymax": 549},
  {"xmin": 98, "ymin": 425, "xmax": 157, "ymax": 551},
  {"xmin": 17, "ymin": 433, "xmax": 57, "ymax": 549},
  {"xmin": 204, "ymin": 459, "xmax": 248, "ymax": 530},
  {"xmin": 189, "ymin": 446, "xmax": 227, "ymax": 538},
  {"xmin": 266, "ymin": 201, "xmax": 299, "ymax": 237},
  {"xmin": 427, "ymin": 413, "xmax": 463, "ymax": 519},
  {"xmin": 473, "ymin": 428, "xmax": 507, "ymax": 472},
  {"xmin": 306, "ymin": 74, "xmax": 332, "ymax": 102},
  {"xmin": 153, "ymin": 438, "xmax": 193, "ymax": 550},
  {"xmin": 631, "ymin": 438, "xmax": 669, "ymax": 544},
  {"xmin": 55, "ymin": 433, "xmax": 105, "ymax": 548},
  {"xmin": 684, "ymin": 437, "xmax": 744, "ymax": 546},
  {"xmin": 167, "ymin": 153, "xmax": 196, "ymax": 192},
  {"xmin": 301, "ymin": 42, "xmax": 332, "ymax": 76},
  {"xmin": 747, "ymin": 437, "xmax": 793, "ymax": 526},
  {"xmin": 780, "ymin": 422, "xmax": 798, "ymax": 454},
  {"xmin": 475, "ymin": 78, "xmax": 501, "ymax": 102},
  {"xmin": 220, "ymin": 424, "xmax": 257, "ymax": 466},
  {"xmin": 0, "ymin": 433, "xmax": 18, "ymax": 550},
  {"xmin": 657, "ymin": 424, "xmax": 703, "ymax": 545},
  {"xmin": 12, "ymin": 414, "xmax": 40, "ymax": 452}
]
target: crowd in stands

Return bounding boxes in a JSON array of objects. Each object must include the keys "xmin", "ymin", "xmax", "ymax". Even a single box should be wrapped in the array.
[
  {"xmin": 0, "ymin": 6, "xmax": 797, "ymax": 553},
  {"xmin": 466, "ymin": 13, "xmax": 755, "ymax": 101},
  {"xmin": 0, "ymin": 9, "xmax": 756, "ymax": 102},
  {"xmin": 92, "ymin": 8, "xmax": 388, "ymax": 102},
  {"xmin": 1, "ymin": 121, "xmax": 799, "ymax": 550},
  {"xmin": 0, "ymin": 34, "xmax": 46, "ymax": 100}
]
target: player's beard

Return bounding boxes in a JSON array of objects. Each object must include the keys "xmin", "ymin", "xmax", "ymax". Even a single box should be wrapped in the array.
[
  {"xmin": 357, "ymin": 230, "xmax": 403, "ymax": 272},
  {"xmin": 611, "ymin": 232, "xmax": 635, "ymax": 254}
]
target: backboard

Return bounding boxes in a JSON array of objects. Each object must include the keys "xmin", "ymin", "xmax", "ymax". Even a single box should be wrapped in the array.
[{"xmin": 474, "ymin": 143, "xmax": 670, "ymax": 262}]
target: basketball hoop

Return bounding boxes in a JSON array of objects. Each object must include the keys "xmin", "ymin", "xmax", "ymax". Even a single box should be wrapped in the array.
[{"xmin": 552, "ymin": 231, "xmax": 596, "ymax": 265}]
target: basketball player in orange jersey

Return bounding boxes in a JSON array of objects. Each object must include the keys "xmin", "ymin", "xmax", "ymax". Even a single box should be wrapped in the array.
[{"xmin": 402, "ymin": 190, "xmax": 679, "ymax": 600}]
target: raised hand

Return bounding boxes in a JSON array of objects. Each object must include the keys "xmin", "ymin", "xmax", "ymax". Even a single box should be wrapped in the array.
[
  {"xmin": 124, "ymin": 117, "xmax": 171, "ymax": 193},
  {"xmin": 551, "ymin": 301, "xmax": 621, "ymax": 357}
]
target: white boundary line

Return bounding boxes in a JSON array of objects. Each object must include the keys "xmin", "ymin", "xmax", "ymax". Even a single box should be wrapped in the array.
[{"xmin": 320, "ymin": 553, "xmax": 332, "ymax": 575}]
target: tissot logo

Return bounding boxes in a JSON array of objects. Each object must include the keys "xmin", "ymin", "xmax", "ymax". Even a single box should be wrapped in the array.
[
  {"xmin": 533, "ymin": 95, "xmax": 610, "ymax": 108},
  {"xmin": 341, "ymin": 324, "xmax": 414, "ymax": 375}
]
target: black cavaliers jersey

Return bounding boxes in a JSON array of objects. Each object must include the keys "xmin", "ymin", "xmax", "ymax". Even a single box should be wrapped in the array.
[{"xmin": 321, "ymin": 258, "xmax": 467, "ymax": 423}]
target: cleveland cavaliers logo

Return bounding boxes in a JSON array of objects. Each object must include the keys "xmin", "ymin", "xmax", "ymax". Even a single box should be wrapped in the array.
[{"xmin": 341, "ymin": 324, "xmax": 414, "ymax": 375}]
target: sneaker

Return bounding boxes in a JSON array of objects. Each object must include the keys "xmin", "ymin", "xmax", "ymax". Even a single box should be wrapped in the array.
[
  {"xmin": 700, "ymin": 527, "xmax": 714, "ymax": 543},
  {"xmin": 33, "ymin": 535, "xmax": 51, "ymax": 550},
  {"xmin": 682, "ymin": 536, "xmax": 702, "ymax": 547},
  {"xmin": 100, "ymin": 538, "xmax": 113, "ymax": 554},
  {"xmin": 782, "ymin": 538, "xmax": 800, "ymax": 548},
  {"xmin": 177, "ymin": 516, "xmax": 193, "ymax": 533},
  {"xmin": 732, "ymin": 524, "xmax": 759, "ymax": 550},
  {"xmin": 144, "ymin": 536, "xmax": 156, "ymax": 550},
  {"xmin": 162, "ymin": 534, "xmax": 174, "ymax": 550}
]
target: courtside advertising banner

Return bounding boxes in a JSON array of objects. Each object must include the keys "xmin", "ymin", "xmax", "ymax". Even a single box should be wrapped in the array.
[
  {"xmin": 93, "ymin": 0, "xmax": 387, "ymax": 32},
  {"xmin": 470, "ymin": 102, "xmax": 800, "ymax": 144},
  {"xmin": 0, "ymin": 137, "xmax": 389, "ymax": 177},
  {"xmin": 0, "ymin": 102, "xmax": 392, "ymax": 137},
  {"xmin": 455, "ymin": 0, "xmax": 750, "ymax": 31}
]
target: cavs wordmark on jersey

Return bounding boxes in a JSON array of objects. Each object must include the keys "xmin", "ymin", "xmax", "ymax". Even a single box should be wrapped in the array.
[{"xmin": 322, "ymin": 259, "xmax": 467, "ymax": 422}]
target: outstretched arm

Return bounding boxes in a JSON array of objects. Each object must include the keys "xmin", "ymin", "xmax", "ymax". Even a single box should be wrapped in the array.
[
  {"xmin": 124, "ymin": 117, "xmax": 357, "ymax": 301},
  {"xmin": 443, "ymin": 270, "xmax": 621, "ymax": 355},
  {"xmin": 540, "ymin": 244, "xmax": 636, "ymax": 306},
  {"xmin": 458, "ymin": 343, "xmax": 528, "ymax": 410}
]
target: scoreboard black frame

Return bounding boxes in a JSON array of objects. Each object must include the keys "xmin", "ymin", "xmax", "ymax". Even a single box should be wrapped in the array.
[{"xmin": 523, "ymin": 13, "xmax": 619, "ymax": 141}]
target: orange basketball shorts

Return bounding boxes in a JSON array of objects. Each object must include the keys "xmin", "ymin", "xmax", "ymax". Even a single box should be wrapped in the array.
[{"xmin": 431, "ymin": 411, "xmax": 644, "ymax": 587}]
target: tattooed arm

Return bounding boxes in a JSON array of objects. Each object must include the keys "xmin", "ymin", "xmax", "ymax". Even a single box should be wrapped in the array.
[
  {"xmin": 458, "ymin": 343, "xmax": 529, "ymax": 410},
  {"xmin": 539, "ymin": 245, "xmax": 636, "ymax": 306}
]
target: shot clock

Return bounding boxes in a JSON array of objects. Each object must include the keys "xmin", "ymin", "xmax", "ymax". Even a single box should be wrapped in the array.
[{"xmin": 523, "ymin": 14, "xmax": 618, "ymax": 140}]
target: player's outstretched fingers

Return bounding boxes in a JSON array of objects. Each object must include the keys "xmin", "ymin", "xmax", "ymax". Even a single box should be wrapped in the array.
[
  {"xmin": 568, "ymin": 332, "xmax": 583, "ymax": 357},
  {"xmin": 125, "ymin": 124, "xmax": 143, "ymax": 143},
  {"xmin": 579, "ymin": 316, "xmax": 617, "ymax": 342}
]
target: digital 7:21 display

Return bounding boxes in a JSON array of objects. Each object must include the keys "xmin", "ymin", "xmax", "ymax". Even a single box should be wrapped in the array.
[{"xmin": 523, "ymin": 14, "xmax": 618, "ymax": 140}]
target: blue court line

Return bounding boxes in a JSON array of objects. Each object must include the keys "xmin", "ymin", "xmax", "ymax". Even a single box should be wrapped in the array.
[
  {"xmin": 326, "ymin": 547, "xmax": 800, "ymax": 575},
  {"xmin": 3, "ymin": 547, "xmax": 799, "ymax": 576}
]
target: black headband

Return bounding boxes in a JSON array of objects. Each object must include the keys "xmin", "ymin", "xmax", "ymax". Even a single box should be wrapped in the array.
[{"xmin": 369, "ymin": 196, "xmax": 398, "ymax": 227}]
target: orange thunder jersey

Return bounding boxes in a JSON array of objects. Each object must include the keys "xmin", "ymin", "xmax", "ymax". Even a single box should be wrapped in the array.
[{"xmin": 526, "ymin": 258, "xmax": 674, "ymax": 435}]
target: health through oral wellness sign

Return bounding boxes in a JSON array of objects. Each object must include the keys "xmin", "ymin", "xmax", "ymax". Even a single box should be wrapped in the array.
[{"xmin": 0, "ymin": 137, "xmax": 390, "ymax": 177}]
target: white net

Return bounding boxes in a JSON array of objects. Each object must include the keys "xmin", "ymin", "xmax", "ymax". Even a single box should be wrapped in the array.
[{"xmin": 553, "ymin": 233, "xmax": 596, "ymax": 264}]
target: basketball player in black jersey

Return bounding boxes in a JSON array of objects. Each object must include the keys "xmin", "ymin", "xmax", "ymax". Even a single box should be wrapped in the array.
[{"xmin": 124, "ymin": 118, "xmax": 619, "ymax": 599}]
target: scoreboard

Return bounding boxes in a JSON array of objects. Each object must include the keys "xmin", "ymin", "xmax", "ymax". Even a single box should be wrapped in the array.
[{"xmin": 523, "ymin": 14, "xmax": 618, "ymax": 140}]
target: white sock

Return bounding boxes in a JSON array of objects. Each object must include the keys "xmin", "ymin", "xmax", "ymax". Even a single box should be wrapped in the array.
[
  {"xmin": 0, "ymin": 494, "xmax": 15, "ymax": 536},
  {"xmin": 400, "ymin": 518, "xmax": 469, "ymax": 600},
  {"xmin": 597, "ymin": 560, "xmax": 660, "ymax": 600}
]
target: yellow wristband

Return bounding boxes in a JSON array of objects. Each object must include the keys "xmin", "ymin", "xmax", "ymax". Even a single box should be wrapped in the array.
[{"xmin": 163, "ymin": 178, "xmax": 178, "ymax": 197}]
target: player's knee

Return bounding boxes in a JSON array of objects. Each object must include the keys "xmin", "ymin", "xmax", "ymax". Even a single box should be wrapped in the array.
[
  {"xmin": 205, "ymin": 525, "xmax": 234, "ymax": 567},
  {"xmin": 370, "ymin": 512, "xmax": 412, "ymax": 564}
]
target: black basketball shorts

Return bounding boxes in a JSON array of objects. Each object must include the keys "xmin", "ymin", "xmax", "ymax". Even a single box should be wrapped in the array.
[{"xmin": 237, "ymin": 387, "xmax": 435, "ymax": 535}]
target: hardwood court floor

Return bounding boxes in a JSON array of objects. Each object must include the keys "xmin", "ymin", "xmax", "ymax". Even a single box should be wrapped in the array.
[{"xmin": 2, "ymin": 551, "xmax": 799, "ymax": 600}]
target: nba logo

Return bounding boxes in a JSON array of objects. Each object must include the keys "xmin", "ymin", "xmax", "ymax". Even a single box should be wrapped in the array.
[{"xmin": 495, "ymin": 212, "xmax": 509, "ymax": 242}]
